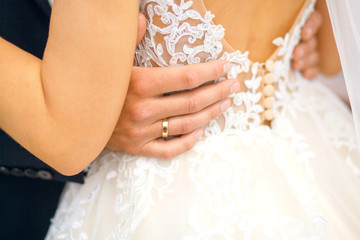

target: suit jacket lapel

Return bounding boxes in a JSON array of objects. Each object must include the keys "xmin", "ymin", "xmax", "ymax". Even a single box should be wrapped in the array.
[{"xmin": 33, "ymin": 0, "xmax": 51, "ymax": 19}]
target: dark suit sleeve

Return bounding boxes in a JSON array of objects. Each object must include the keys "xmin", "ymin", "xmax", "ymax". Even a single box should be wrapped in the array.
[{"xmin": 0, "ymin": 0, "xmax": 84, "ymax": 183}]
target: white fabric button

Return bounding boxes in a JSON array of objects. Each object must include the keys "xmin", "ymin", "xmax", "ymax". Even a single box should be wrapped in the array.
[
  {"xmin": 265, "ymin": 60, "xmax": 275, "ymax": 71},
  {"xmin": 264, "ymin": 73, "xmax": 274, "ymax": 84},
  {"xmin": 264, "ymin": 85, "xmax": 275, "ymax": 97},
  {"xmin": 264, "ymin": 97, "xmax": 275, "ymax": 108},
  {"xmin": 264, "ymin": 109, "xmax": 274, "ymax": 121}
]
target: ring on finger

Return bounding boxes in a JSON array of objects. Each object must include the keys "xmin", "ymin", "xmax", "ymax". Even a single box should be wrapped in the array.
[{"xmin": 162, "ymin": 118, "xmax": 169, "ymax": 138}]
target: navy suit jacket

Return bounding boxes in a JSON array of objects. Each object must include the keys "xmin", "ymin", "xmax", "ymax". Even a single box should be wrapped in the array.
[{"xmin": 0, "ymin": 0, "xmax": 84, "ymax": 183}]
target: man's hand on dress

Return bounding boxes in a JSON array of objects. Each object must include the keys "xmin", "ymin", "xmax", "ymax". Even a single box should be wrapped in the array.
[
  {"xmin": 106, "ymin": 11, "xmax": 324, "ymax": 159},
  {"xmin": 106, "ymin": 13, "xmax": 238, "ymax": 159},
  {"xmin": 292, "ymin": 10, "xmax": 323, "ymax": 79}
]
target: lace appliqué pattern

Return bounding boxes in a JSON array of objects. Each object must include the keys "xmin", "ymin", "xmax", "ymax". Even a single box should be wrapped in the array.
[
  {"xmin": 95, "ymin": 152, "xmax": 179, "ymax": 240},
  {"xmin": 47, "ymin": 151, "xmax": 179, "ymax": 240},
  {"xmin": 46, "ymin": 183, "xmax": 100, "ymax": 240},
  {"xmin": 185, "ymin": 127, "xmax": 327, "ymax": 239},
  {"xmin": 136, "ymin": 0, "xmax": 224, "ymax": 67},
  {"xmin": 271, "ymin": 0, "xmax": 317, "ymax": 118},
  {"xmin": 136, "ymin": 0, "xmax": 263, "ymax": 135}
]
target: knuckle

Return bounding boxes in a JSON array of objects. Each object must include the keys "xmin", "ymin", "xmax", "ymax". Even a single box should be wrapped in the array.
[
  {"xmin": 130, "ymin": 74, "xmax": 152, "ymax": 96},
  {"xmin": 130, "ymin": 81, "xmax": 142, "ymax": 95},
  {"xmin": 181, "ymin": 119, "xmax": 193, "ymax": 133},
  {"xmin": 218, "ymin": 85, "xmax": 228, "ymax": 100},
  {"xmin": 187, "ymin": 95, "xmax": 202, "ymax": 113},
  {"xmin": 128, "ymin": 103, "xmax": 152, "ymax": 122},
  {"xmin": 212, "ymin": 62, "xmax": 222, "ymax": 78},
  {"xmin": 127, "ymin": 126, "xmax": 145, "ymax": 139},
  {"xmin": 185, "ymin": 70, "xmax": 200, "ymax": 88}
]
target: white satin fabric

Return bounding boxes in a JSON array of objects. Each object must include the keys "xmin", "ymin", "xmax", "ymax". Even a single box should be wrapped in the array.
[{"xmin": 46, "ymin": 0, "xmax": 360, "ymax": 239}]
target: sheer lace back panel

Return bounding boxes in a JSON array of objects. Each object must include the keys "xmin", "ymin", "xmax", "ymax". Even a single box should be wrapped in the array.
[{"xmin": 136, "ymin": 0, "xmax": 316, "ymax": 136}]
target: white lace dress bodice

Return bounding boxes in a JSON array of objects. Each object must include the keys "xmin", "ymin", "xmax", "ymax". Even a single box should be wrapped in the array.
[
  {"xmin": 136, "ymin": 0, "xmax": 318, "ymax": 134},
  {"xmin": 46, "ymin": 1, "xmax": 360, "ymax": 239}
]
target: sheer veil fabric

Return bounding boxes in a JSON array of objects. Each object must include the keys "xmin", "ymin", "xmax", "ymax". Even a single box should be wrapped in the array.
[{"xmin": 326, "ymin": 0, "xmax": 360, "ymax": 154}]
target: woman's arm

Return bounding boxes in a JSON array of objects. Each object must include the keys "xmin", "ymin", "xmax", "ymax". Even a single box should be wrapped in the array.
[
  {"xmin": 316, "ymin": 0, "xmax": 342, "ymax": 75},
  {"xmin": 0, "ymin": 0, "xmax": 138, "ymax": 175}
]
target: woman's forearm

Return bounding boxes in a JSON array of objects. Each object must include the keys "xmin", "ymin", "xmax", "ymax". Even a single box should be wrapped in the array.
[{"xmin": 0, "ymin": 0, "xmax": 138, "ymax": 175}]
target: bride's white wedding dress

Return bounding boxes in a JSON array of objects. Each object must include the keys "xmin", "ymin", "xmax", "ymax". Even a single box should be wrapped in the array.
[{"xmin": 46, "ymin": 0, "xmax": 360, "ymax": 239}]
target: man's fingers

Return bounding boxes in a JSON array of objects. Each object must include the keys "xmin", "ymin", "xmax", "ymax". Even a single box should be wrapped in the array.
[
  {"xmin": 293, "ymin": 37, "xmax": 317, "ymax": 61},
  {"xmin": 130, "ymin": 60, "xmax": 231, "ymax": 97},
  {"xmin": 127, "ymin": 79, "xmax": 235, "ymax": 141},
  {"xmin": 154, "ymin": 79, "xmax": 238, "ymax": 119},
  {"xmin": 292, "ymin": 10, "xmax": 322, "ymax": 79},
  {"xmin": 148, "ymin": 98, "xmax": 230, "ymax": 138},
  {"xmin": 126, "ymin": 78, "xmax": 237, "ymax": 125},
  {"xmin": 136, "ymin": 13, "xmax": 147, "ymax": 45},
  {"xmin": 301, "ymin": 11, "xmax": 323, "ymax": 41},
  {"xmin": 293, "ymin": 52, "xmax": 319, "ymax": 70},
  {"xmin": 166, "ymin": 98, "xmax": 230, "ymax": 136},
  {"xmin": 140, "ymin": 128, "xmax": 204, "ymax": 159},
  {"xmin": 302, "ymin": 67, "xmax": 319, "ymax": 79}
]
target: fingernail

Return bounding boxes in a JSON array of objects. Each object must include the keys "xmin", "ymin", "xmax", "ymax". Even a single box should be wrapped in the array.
[
  {"xmin": 223, "ymin": 62, "xmax": 232, "ymax": 74},
  {"xmin": 221, "ymin": 100, "xmax": 231, "ymax": 112},
  {"xmin": 195, "ymin": 128, "xmax": 204, "ymax": 140},
  {"xmin": 230, "ymin": 83, "xmax": 240, "ymax": 94}
]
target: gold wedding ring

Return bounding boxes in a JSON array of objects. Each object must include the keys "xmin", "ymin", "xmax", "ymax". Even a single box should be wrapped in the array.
[{"xmin": 162, "ymin": 118, "xmax": 169, "ymax": 138}]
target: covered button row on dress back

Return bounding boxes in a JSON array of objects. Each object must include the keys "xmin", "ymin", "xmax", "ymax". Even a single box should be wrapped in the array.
[{"xmin": 263, "ymin": 59, "xmax": 275, "ymax": 122}]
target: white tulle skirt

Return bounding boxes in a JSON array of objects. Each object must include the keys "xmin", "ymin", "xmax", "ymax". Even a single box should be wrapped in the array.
[{"xmin": 46, "ymin": 77, "xmax": 360, "ymax": 240}]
